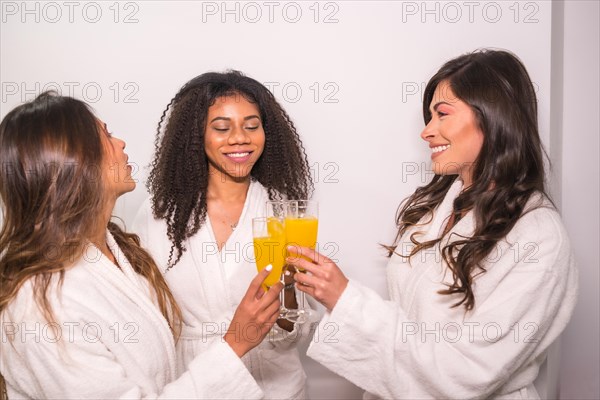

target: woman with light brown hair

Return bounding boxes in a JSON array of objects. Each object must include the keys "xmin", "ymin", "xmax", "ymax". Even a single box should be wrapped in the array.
[{"xmin": 0, "ymin": 92, "xmax": 281, "ymax": 399}]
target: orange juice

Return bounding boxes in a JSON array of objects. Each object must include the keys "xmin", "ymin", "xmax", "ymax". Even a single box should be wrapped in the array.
[
  {"xmin": 267, "ymin": 217, "xmax": 285, "ymax": 237},
  {"xmin": 253, "ymin": 218, "xmax": 286, "ymax": 288},
  {"xmin": 284, "ymin": 217, "xmax": 318, "ymax": 268}
]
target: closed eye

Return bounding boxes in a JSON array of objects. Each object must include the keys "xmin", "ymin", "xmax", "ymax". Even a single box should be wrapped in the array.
[{"xmin": 432, "ymin": 102, "xmax": 452, "ymax": 119}]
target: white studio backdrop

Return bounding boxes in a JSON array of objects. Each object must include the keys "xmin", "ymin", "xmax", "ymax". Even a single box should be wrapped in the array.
[{"xmin": 1, "ymin": 1, "xmax": 598, "ymax": 399}]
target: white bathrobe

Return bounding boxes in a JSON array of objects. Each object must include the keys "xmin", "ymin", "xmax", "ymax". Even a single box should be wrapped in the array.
[
  {"xmin": 307, "ymin": 180, "xmax": 578, "ymax": 399},
  {"xmin": 133, "ymin": 180, "xmax": 308, "ymax": 399},
  {"xmin": 0, "ymin": 230, "xmax": 263, "ymax": 399}
]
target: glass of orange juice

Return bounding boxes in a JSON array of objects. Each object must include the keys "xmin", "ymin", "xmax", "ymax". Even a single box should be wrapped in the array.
[
  {"xmin": 252, "ymin": 216, "xmax": 289, "ymax": 319},
  {"xmin": 252, "ymin": 217, "xmax": 286, "ymax": 289},
  {"xmin": 265, "ymin": 201, "xmax": 301, "ymax": 322},
  {"xmin": 285, "ymin": 200, "xmax": 318, "ymax": 321},
  {"xmin": 285, "ymin": 200, "xmax": 318, "ymax": 265}
]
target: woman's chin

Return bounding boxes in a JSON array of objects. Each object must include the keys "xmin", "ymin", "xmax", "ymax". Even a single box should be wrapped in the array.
[{"xmin": 208, "ymin": 163, "xmax": 255, "ymax": 183}]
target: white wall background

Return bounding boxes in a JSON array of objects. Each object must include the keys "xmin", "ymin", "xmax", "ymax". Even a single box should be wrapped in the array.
[
  {"xmin": 558, "ymin": 1, "xmax": 599, "ymax": 398},
  {"xmin": 0, "ymin": 1, "xmax": 597, "ymax": 399}
]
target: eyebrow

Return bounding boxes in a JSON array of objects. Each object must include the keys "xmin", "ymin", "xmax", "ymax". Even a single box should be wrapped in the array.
[{"xmin": 209, "ymin": 115, "xmax": 261, "ymax": 123}]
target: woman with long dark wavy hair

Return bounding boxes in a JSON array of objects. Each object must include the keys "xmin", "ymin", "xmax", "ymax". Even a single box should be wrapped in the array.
[
  {"xmin": 133, "ymin": 71, "xmax": 314, "ymax": 399},
  {"xmin": 287, "ymin": 49, "xmax": 578, "ymax": 398},
  {"xmin": 0, "ymin": 92, "xmax": 282, "ymax": 399}
]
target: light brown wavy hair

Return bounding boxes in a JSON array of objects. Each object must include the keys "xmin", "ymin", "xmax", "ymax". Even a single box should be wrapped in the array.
[
  {"xmin": 0, "ymin": 92, "xmax": 181, "ymax": 337},
  {"xmin": 387, "ymin": 49, "xmax": 550, "ymax": 311},
  {"xmin": 148, "ymin": 70, "xmax": 313, "ymax": 268}
]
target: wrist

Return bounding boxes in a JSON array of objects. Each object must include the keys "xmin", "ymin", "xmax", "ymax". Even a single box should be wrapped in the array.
[
  {"xmin": 224, "ymin": 332, "xmax": 247, "ymax": 358},
  {"xmin": 328, "ymin": 278, "xmax": 349, "ymax": 311}
]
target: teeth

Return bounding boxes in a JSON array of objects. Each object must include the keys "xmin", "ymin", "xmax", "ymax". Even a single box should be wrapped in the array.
[
  {"xmin": 227, "ymin": 152, "xmax": 250, "ymax": 158},
  {"xmin": 432, "ymin": 145, "xmax": 450, "ymax": 153}
]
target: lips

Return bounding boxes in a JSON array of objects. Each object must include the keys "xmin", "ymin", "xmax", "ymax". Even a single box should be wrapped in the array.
[
  {"xmin": 431, "ymin": 144, "xmax": 450, "ymax": 153},
  {"xmin": 226, "ymin": 152, "xmax": 250, "ymax": 158},
  {"xmin": 430, "ymin": 144, "xmax": 450, "ymax": 159},
  {"xmin": 224, "ymin": 151, "xmax": 253, "ymax": 163}
]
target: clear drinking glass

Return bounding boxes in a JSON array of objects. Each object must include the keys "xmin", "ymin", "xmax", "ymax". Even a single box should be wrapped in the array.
[
  {"xmin": 264, "ymin": 201, "xmax": 302, "ymax": 322},
  {"xmin": 252, "ymin": 216, "xmax": 290, "ymax": 324},
  {"xmin": 252, "ymin": 217, "xmax": 286, "ymax": 291},
  {"xmin": 284, "ymin": 200, "xmax": 318, "ymax": 323}
]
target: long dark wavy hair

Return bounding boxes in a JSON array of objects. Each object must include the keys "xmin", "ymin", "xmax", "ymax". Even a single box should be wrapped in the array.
[
  {"xmin": 0, "ymin": 92, "xmax": 181, "ymax": 336},
  {"xmin": 388, "ymin": 49, "xmax": 549, "ymax": 310},
  {"xmin": 147, "ymin": 70, "xmax": 313, "ymax": 268}
]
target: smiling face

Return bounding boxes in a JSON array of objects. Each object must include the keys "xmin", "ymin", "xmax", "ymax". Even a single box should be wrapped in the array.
[
  {"xmin": 421, "ymin": 80, "xmax": 484, "ymax": 187},
  {"xmin": 98, "ymin": 120, "xmax": 135, "ymax": 199},
  {"xmin": 204, "ymin": 94, "xmax": 265, "ymax": 182}
]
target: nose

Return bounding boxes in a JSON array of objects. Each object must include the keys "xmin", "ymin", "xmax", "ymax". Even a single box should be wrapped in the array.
[
  {"xmin": 115, "ymin": 136, "xmax": 126, "ymax": 149},
  {"xmin": 227, "ymin": 125, "xmax": 251, "ymax": 145},
  {"xmin": 420, "ymin": 120, "xmax": 436, "ymax": 142}
]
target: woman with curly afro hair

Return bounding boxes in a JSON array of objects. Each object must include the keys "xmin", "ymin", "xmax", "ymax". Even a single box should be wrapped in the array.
[{"xmin": 133, "ymin": 70, "xmax": 314, "ymax": 399}]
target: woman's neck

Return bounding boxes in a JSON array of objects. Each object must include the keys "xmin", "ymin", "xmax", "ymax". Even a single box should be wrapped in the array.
[
  {"xmin": 207, "ymin": 174, "xmax": 251, "ymax": 202},
  {"xmin": 89, "ymin": 201, "xmax": 116, "ymax": 262},
  {"xmin": 206, "ymin": 175, "xmax": 251, "ymax": 250}
]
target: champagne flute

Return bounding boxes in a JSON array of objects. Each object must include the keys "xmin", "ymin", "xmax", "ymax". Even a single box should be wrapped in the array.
[
  {"xmin": 265, "ymin": 200, "xmax": 303, "ymax": 322},
  {"xmin": 285, "ymin": 200, "xmax": 318, "ymax": 323},
  {"xmin": 251, "ymin": 216, "xmax": 287, "ymax": 315}
]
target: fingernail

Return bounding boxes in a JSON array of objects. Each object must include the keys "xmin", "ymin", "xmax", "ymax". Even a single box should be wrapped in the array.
[{"xmin": 265, "ymin": 264, "xmax": 272, "ymax": 272}]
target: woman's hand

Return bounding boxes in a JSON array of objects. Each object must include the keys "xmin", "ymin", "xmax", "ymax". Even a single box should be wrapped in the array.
[
  {"xmin": 286, "ymin": 246, "xmax": 349, "ymax": 312},
  {"xmin": 224, "ymin": 266, "xmax": 283, "ymax": 357}
]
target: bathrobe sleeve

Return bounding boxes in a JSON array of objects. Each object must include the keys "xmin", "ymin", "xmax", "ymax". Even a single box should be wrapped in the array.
[
  {"xmin": 307, "ymin": 208, "xmax": 578, "ymax": 399},
  {"xmin": 2, "ymin": 296, "xmax": 263, "ymax": 399},
  {"xmin": 163, "ymin": 340, "xmax": 264, "ymax": 399}
]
